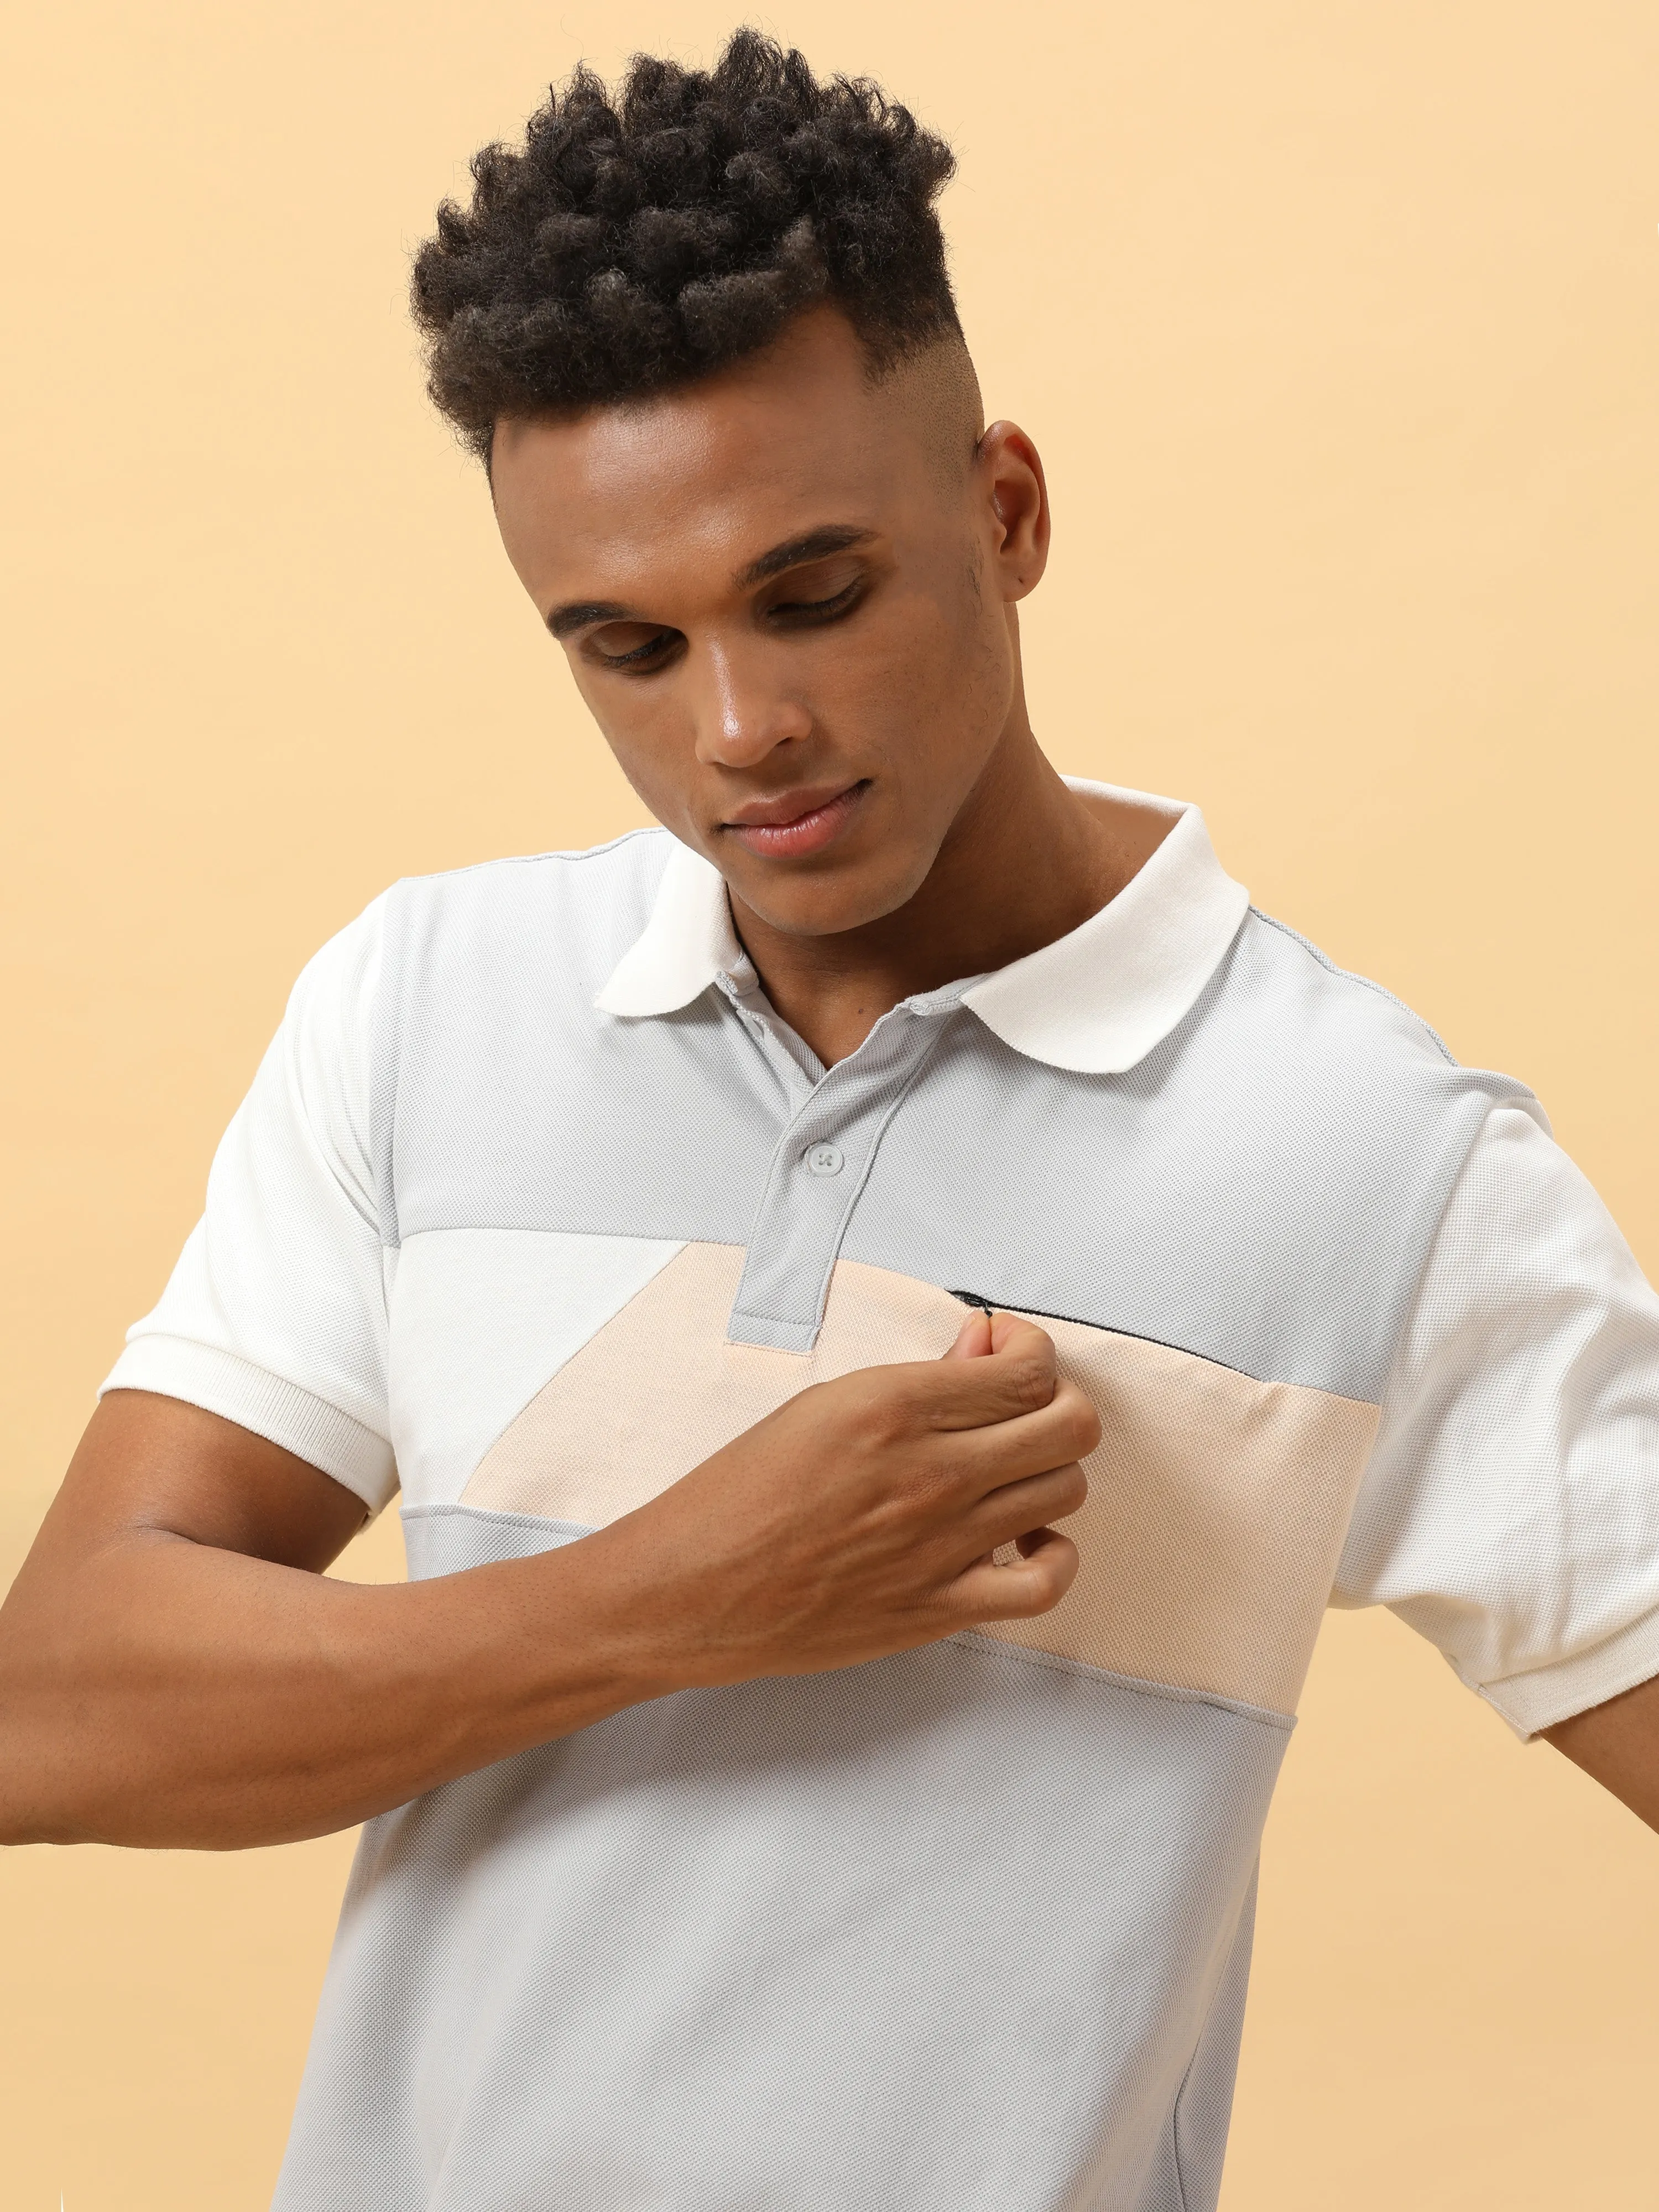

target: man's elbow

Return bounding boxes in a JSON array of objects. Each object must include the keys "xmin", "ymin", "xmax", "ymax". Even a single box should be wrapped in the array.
[
  {"xmin": 0, "ymin": 1661, "xmax": 107, "ymax": 1846},
  {"xmin": 0, "ymin": 1792, "xmax": 92, "ymax": 1848}
]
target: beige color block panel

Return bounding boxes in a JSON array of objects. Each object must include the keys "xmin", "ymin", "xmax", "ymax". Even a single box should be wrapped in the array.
[
  {"xmin": 978, "ymin": 1313, "xmax": 1378, "ymax": 1714},
  {"xmin": 464, "ymin": 1244, "xmax": 1378, "ymax": 1714},
  {"xmin": 463, "ymin": 1243, "xmax": 965, "ymax": 1524}
]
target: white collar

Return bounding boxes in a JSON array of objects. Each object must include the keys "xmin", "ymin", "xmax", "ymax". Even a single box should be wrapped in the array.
[{"xmin": 595, "ymin": 779, "xmax": 1250, "ymax": 1077}]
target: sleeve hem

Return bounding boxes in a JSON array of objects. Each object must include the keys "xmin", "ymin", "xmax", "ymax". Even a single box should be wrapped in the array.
[
  {"xmin": 100, "ymin": 1337, "xmax": 398, "ymax": 1512},
  {"xmin": 1476, "ymin": 1608, "xmax": 1659, "ymax": 1739}
]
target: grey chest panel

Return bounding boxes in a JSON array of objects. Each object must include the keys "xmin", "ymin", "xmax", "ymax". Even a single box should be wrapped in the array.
[
  {"xmin": 372, "ymin": 860, "xmax": 1532, "ymax": 1402},
  {"xmin": 278, "ymin": 1515, "xmax": 1286, "ymax": 2212}
]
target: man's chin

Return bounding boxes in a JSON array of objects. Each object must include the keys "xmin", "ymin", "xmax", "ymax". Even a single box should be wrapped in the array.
[{"xmin": 722, "ymin": 856, "xmax": 932, "ymax": 943}]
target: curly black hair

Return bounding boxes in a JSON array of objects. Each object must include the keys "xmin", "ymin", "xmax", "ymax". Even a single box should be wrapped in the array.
[{"xmin": 410, "ymin": 29, "xmax": 961, "ymax": 463}]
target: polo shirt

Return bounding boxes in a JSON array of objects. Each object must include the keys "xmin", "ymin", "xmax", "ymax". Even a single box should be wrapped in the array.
[{"xmin": 103, "ymin": 780, "xmax": 1659, "ymax": 2212}]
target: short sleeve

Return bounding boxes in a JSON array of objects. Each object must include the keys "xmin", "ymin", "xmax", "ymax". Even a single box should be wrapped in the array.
[
  {"xmin": 1334, "ymin": 1104, "xmax": 1659, "ymax": 1736},
  {"xmin": 101, "ymin": 897, "xmax": 398, "ymax": 1511}
]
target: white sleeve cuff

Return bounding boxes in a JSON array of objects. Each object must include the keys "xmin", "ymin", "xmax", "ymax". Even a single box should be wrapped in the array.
[
  {"xmin": 1476, "ymin": 1605, "xmax": 1659, "ymax": 1739},
  {"xmin": 101, "ymin": 1335, "xmax": 398, "ymax": 1512}
]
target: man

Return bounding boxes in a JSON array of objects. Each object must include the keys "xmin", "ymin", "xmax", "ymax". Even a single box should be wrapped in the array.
[{"xmin": 2, "ymin": 28, "xmax": 1656, "ymax": 2210}]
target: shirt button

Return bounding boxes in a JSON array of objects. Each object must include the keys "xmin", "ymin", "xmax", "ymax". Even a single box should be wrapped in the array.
[{"xmin": 804, "ymin": 1142, "xmax": 845, "ymax": 1177}]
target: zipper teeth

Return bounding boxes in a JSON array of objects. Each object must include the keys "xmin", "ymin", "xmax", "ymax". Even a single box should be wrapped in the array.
[{"xmin": 946, "ymin": 1290, "xmax": 1254, "ymax": 1379}]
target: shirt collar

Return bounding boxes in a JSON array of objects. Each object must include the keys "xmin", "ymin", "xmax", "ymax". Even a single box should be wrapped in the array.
[
  {"xmin": 596, "ymin": 832, "xmax": 746, "ymax": 1020},
  {"xmin": 594, "ymin": 779, "xmax": 1250, "ymax": 1076}
]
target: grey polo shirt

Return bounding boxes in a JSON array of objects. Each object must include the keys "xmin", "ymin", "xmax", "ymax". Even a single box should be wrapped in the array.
[{"xmin": 106, "ymin": 779, "xmax": 1659, "ymax": 2211}]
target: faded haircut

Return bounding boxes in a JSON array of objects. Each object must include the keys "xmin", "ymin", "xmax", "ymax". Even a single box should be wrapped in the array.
[{"xmin": 410, "ymin": 29, "xmax": 962, "ymax": 463}]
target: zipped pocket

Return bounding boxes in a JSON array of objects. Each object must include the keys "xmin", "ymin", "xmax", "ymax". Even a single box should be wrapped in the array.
[{"xmin": 947, "ymin": 1289, "xmax": 1253, "ymax": 1378}]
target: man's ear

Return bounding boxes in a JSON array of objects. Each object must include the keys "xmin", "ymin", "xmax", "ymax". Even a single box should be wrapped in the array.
[{"xmin": 977, "ymin": 421, "xmax": 1051, "ymax": 604}]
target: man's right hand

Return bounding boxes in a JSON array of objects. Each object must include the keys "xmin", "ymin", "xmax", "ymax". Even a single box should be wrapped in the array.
[
  {"xmin": 608, "ymin": 1310, "xmax": 1097, "ymax": 1687},
  {"xmin": 0, "ymin": 1313, "xmax": 1096, "ymax": 1851}
]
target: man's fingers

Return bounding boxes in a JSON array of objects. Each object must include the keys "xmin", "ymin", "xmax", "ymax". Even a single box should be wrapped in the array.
[
  {"xmin": 942, "ymin": 1310, "xmax": 993, "ymax": 1361},
  {"xmin": 904, "ymin": 1316, "xmax": 1058, "ymax": 1430},
  {"xmin": 963, "ymin": 1460, "xmax": 1088, "ymax": 1550},
  {"xmin": 948, "ymin": 1528, "xmax": 1079, "ymax": 1623},
  {"xmin": 985, "ymin": 1310, "xmax": 1038, "ymax": 1357},
  {"xmin": 947, "ymin": 1379, "xmax": 1101, "ymax": 1500}
]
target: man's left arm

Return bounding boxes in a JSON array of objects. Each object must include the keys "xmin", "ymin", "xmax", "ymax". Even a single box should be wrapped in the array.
[
  {"xmin": 1334, "ymin": 1103, "xmax": 1659, "ymax": 1802},
  {"xmin": 1547, "ymin": 1678, "xmax": 1659, "ymax": 1832}
]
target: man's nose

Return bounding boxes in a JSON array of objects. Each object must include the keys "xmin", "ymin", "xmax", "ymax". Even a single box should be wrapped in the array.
[{"xmin": 691, "ymin": 639, "xmax": 812, "ymax": 768}]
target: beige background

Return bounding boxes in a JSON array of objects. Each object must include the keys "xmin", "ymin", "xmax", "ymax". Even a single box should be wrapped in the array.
[{"xmin": 2, "ymin": 1, "xmax": 1656, "ymax": 2204}]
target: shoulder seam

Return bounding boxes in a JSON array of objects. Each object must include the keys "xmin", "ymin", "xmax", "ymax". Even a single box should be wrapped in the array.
[{"xmin": 1248, "ymin": 907, "xmax": 1457, "ymax": 1067}]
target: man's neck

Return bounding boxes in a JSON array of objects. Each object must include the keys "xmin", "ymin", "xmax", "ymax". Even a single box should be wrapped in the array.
[{"xmin": 727, "ymin": 728, "xmax": 1166, "ymax": 1068}]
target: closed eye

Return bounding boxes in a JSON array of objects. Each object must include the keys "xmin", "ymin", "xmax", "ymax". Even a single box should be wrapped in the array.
[
  {"xmin": 580, "ymin": 568, "xmax": 867, "ymax": 673},
  {"xmin": 588, "ymin": 626, "xmax": 682, "ymax": 672},
  {"xmin": 764, "ymin": 577, "xmax": 865, "ymax": 624}
]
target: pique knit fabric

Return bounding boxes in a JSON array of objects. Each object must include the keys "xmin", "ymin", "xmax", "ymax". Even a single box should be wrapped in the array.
[{"xmin": 103, "ymin": 780, "xmax": 1659, "ymax": 2212}]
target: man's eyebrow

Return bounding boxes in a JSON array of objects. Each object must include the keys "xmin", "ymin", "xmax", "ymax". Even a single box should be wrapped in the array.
[
  {"xmin": 734, "ymin": 525, "xmax": 876, "ymax": 590},
  {"xmin": 545, "ymin": 599, "xmax": 632, "ymax": 639},
  {"xmin": 543, "ymin": 527, "xmax": 874, "ymax": 635}
]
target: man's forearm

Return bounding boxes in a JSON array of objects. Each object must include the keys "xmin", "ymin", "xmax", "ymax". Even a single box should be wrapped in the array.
[
  {"xmin": 2, "ymin": 1326, "xmax": 1091, "ymax": 1851},
  {"xmin": 0, "ymin": 1530, "xmax": 686, "ymax": 1851}
]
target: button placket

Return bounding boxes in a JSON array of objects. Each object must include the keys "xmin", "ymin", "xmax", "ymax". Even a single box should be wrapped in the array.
[
  {"xmin": 726, "ymin": 1003, "xmax": 957, "ymax": 1352},
  {"xmin": 717, "ymin": 975, "xmax": 819, "ymax": 1112}
]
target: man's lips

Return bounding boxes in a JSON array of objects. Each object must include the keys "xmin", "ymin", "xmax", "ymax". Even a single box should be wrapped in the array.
[{"xmin": 720, "ymin": 781, "xmax": 870, "ymax": 859}]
